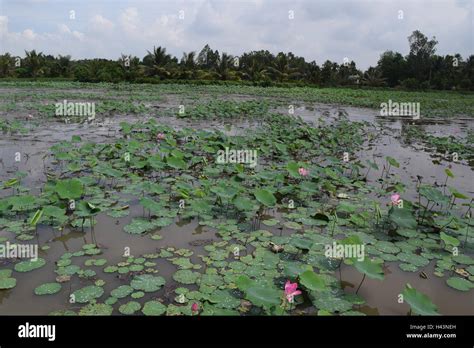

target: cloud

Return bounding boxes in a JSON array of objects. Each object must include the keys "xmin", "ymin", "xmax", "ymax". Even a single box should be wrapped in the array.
[
  {"xmin": 0, "ymin": 0, "xmax": 471, "ymax": 69},
  {"xmin": 90, "ymin": 15, "xmax": 114, "ymax": 33}
]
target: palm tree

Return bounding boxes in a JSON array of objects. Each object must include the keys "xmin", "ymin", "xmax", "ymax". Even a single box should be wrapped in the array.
[
  {"xmin": 362, "ymin": 67, "xmax": 387, "ymax": 87},
  {"xmin": 56, "ymin": 55, "xmax": 72, "ymax": 77},
  {"xmin": 213, "ymin": 53, "xmax": 237, "ymax": 80},
  {"xmin": 24, "ymin": 50, "xmax": 45, "ymax": 78},
  {"xmin": 179, "ymin": 51, "xmax": 198, "ymax": 79},
  {"xmin": 0, "ymin": 53, "xmax": 15, "ymax": 78},
  {"xmin": 144, "ymin": 46, "xmax": 174, "ymax": 79},
  {"xmin": 241, "ymin": 57, "xmax": 269, "ymax": 81},
  {"xmin": 266, "ymin": 53, "xmax": 300, "ymax": 82}
]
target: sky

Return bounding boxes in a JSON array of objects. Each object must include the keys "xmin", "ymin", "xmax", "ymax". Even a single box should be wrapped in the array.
[{"xmin": 0, "ymin": 0, "xmax": 473, "ymax": 69}]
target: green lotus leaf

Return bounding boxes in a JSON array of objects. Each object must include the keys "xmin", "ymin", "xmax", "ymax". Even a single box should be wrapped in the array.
[
  {"xmin": 389, "ymin": 208, "xmax": 417, "ymax": 229},
  {"xmin": 0, "ymin": 277, "xmax": 16, "ymax": 289},
  {"xmin": 72, "ymin": 285, "xmax": 104, "ymax": 304},
  {"xmin": 245, "ymin": 286, "xmax": 281, "ymax": 309},
  {"xmin": 124, "ymin": 218, "xmax": 155, "ymax": 234},
  {"xmin": 142, "ymin": 301, "xmax": 167, "ymax": 316},
  {"xmin": 14, "ymin": 258, "xmax": 46, "ymax": 273},
  {"xmin": 402, "ymin": 284, "xmax": 439, "ymax": 315},
  {"xmin": 299, "ymin": 270, "xmax": 326, "ymax": 291},
  {"xmin": 446, "ymin": 277, "xmax": 473, "ymax": 291},
  {"xmin": 254, "ymin": 189, "xmax": 276, "ymax": 207},
  {"xmin": 353, "ymin": 258, "xmax": 385, "ymax": 280},
  {"xmin": 34, "ymin": 282, "xmax": 62, "ymax": 295},
  {"xmin": 173, "ymin": 270, "xmax": 201, "ymax": 285},
  {"xmin": 130, "ymin": 274, "xmax": 166, "ymax": 292},
  {"xmin": 79, "ymin": 303, "xmax": 113, "ymax": 316},
  {"xmin": 110, "ymin": 285, "xmax": 134, "ymax": 299},
  {"xmin": 119, "ymin": 301, "xmax": 141, "ymax": 315},
  {"xmin": 55, "ymin": 179, "xmax": 84, "ymax": 200}
]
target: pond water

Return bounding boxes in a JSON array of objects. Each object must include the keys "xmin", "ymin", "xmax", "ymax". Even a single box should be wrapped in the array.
[{"xmin": 0, "ymin": 91, "xmax": 473, "ymax": 315}]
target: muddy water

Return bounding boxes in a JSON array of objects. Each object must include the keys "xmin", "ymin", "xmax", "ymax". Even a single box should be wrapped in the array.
[
  {"xmin": 1, "ymin": 97, "xmax": 473, "ymax": 315},
  {"xmin": 341, "ymin": 262, "xmax": 474, "ymax": 315},
  {"xmin": 0, "ymin": 204, "xmax": 216, "ymax": 314},
  {"xmin": 286, "ymin": 104, "xmax": 474, "ymax": 203}
]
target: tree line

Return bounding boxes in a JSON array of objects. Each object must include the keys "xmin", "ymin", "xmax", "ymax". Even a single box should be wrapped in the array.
[{"xmin": 0, "ymin": 30, "xmax": 472, "ymax": 90}]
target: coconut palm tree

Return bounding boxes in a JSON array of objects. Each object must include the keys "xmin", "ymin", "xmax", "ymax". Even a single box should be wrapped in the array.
[
  {"xmin": 0, "ymin": 53, "xmax": 15, "ymax": 78},
  {"xmin": 362, "ymin": 67, "xmax": 387, "ymax": 87},
  {"xmin": 143, "ymin": 46, "xmax": 175, "ymax": 79},
  {"xmin": 213, "ymin": 53, "xmax": 238, "ymax": 80},
  {"xmin": 24, "ymin": 50, "xmax": 45, "ymax": 78},
  {"xmin": 266, "ymin": 53, "xmax": 300, "ymax": 82}
]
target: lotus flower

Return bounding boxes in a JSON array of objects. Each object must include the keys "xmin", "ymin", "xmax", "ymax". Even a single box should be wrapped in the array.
[
  {"xmin": 298, "ymin": 167, "xmax": 309, "ymax": 177},
  {"xmin": 156, "ymin": 133, "xmax": 166, "ymax": 141},
  {"xmin": 191, "ymin": 302, "xmax": 199, "ymax": 313},
  {"xmin": 284, "ymin": 280, "xmax": 302, "ymax": 303},
  {"xmin": 391, "ymin": 193, "xmax": 401, "ymax": 205}
]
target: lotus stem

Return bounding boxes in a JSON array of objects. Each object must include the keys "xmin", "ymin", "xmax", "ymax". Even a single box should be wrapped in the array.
[{"xmin": 355, "ymin": 274, "xmax": 366, "ymax": 294}]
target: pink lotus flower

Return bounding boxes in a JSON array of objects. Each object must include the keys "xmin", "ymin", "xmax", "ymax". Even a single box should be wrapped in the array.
[
  {"xmin": 298, "ymin": 167, "xmax": 309, "ymax": 177},
  {"xmin": 391, "ymin": 193, "xmax": 401, "ymax": 205},
  {"xmin": 284, "ymin": 280, "xmax": 302, "ymax": 303},
  {"xmin": 191, "ymin": 302, "xmax": 199, "ymax": 313},
  {"xmin": 156, "ymin": 133, "xmax": 166, "ymax": 141}
]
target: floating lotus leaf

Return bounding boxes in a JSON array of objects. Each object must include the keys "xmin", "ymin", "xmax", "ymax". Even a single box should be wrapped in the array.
[
  {"xmin": 389, "ymin": 208, "xmax": 417, "ymax": 229},
  {"xmin": 0, "ymin": 277, "xmax": 16, "ymax": 289},
  {"xmin": 208, "ymin": 290, "xmax": 240, "ymax": 309},
  {"xmin": 34, "ymin": 282, "xmax": 62, "ymax": 295},
  {"xmin": 446, "ymin": 277, "xmax": 473, "ymax": 291},
  {"xmin": 119, "ymin": 301, "xmax": 141, "ymax": 315},
  {"xmin": 57, "ymin": 259, "xmax": 71, "ymax": 267},
  {"xmin": 245, "ymin": 286, "xmax": 281, "ymax": 309},
  {"xmin": 254, "ymin": 189, "xmax": 276, "ymax": 207},
  {"xmin": 167, "ymin": 156, "xmax": 187, "ymax": 170},
  {"xmin": 79, "ymin": 303, "xmax": 113, "ymax": 316},
  {"xmin": 233, "ymin": 196, "xmax": 255, "ymax": 211},
  {"xmin": 105, "ymin": 297, "xmax": 118, "ymax": 305},
  {"xmin": 124, "ymin": 218, "xmax": 155, "ymax": 234},
  {"xmin": 55, "ymin": 179, "xmax": 84, "ymax": 200},
  {"xmin": 299, "ymin": 270, "xmax": 327, "ymax": 291},
  {"xmin": 453, "ymin": 255, "xmax": 474, "ymax": 265},
  {"xmin": 399, "ymin": 263, "xmax": 419, "ymax": 272},
  {"xmin": 202, "ymin": 304, "xmax": 239, "ymax": 316},
  {"xmin": 131, "ymin": 291, "xmax": 145, "ymax": 299},
  {"xmin": 173, "ymin": 270, "xmax": 201, "ymax": 285},
  {"xmin": 110, "ymin": 285, "xmax": 134, "ymax": 299},
  {"xmin": 142, "ymin": 301, "xmax": 167, "ymax": 316},
  {"xmin": 14, "ymin": 258, "xmax": 46, "ymax": 273},
  {"xmin": 312, "ymin": 292, "xmax": 353, "ymax": 313},
  {"xmin": 72, "ymin": 285, "xmax": 104, "ymax": 303},
  {"xmin": 262, "ymin": 218, "xmax": 279, "ymax": 226},
  {"xmin": 374, "ymin": 241, "xmax": 400, "ymax": 254},
  {"xmin": 440, "ymin": 232, "xmax": 460, "ymax": 247},
  {"xmin": 0, "ymin": 269, "xmax": 13, "ymax": 278},
  {"xmin": 397, "ymin": 253, "xmax": 429, "ymax": 267},
  {"xmin": 171, "ymin": 257, "xmax": 196, "ymax": 270},
  {"xmin": 131, "ymin": 274, "xmax": 166, "ymax": 292},
  {"xmin": 104, "ymin": 266, "xmax": 118, "ymax": 273}
]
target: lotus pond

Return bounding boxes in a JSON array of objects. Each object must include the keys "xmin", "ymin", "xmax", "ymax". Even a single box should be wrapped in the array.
[{"xmin": 0, "ymin": 82, "xmax": 473, "ymax": 316}]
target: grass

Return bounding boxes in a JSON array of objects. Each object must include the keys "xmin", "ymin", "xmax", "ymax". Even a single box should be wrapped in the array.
[{"xmin": 1, "ymin": 80, "xmax": 473, "ymax": 118}]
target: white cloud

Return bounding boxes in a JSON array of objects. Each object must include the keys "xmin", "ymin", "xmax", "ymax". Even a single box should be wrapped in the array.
[
  {"xmin": 90, "ymin": 15, "xmax": 114, "ymax": 32},
  {"xmin": 119, "ymin": 7, "xmax": 139, "ymax": 35},
  {"xmin": 0, "ymin": 0, "xmax": 471, "ymax": 68}
]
